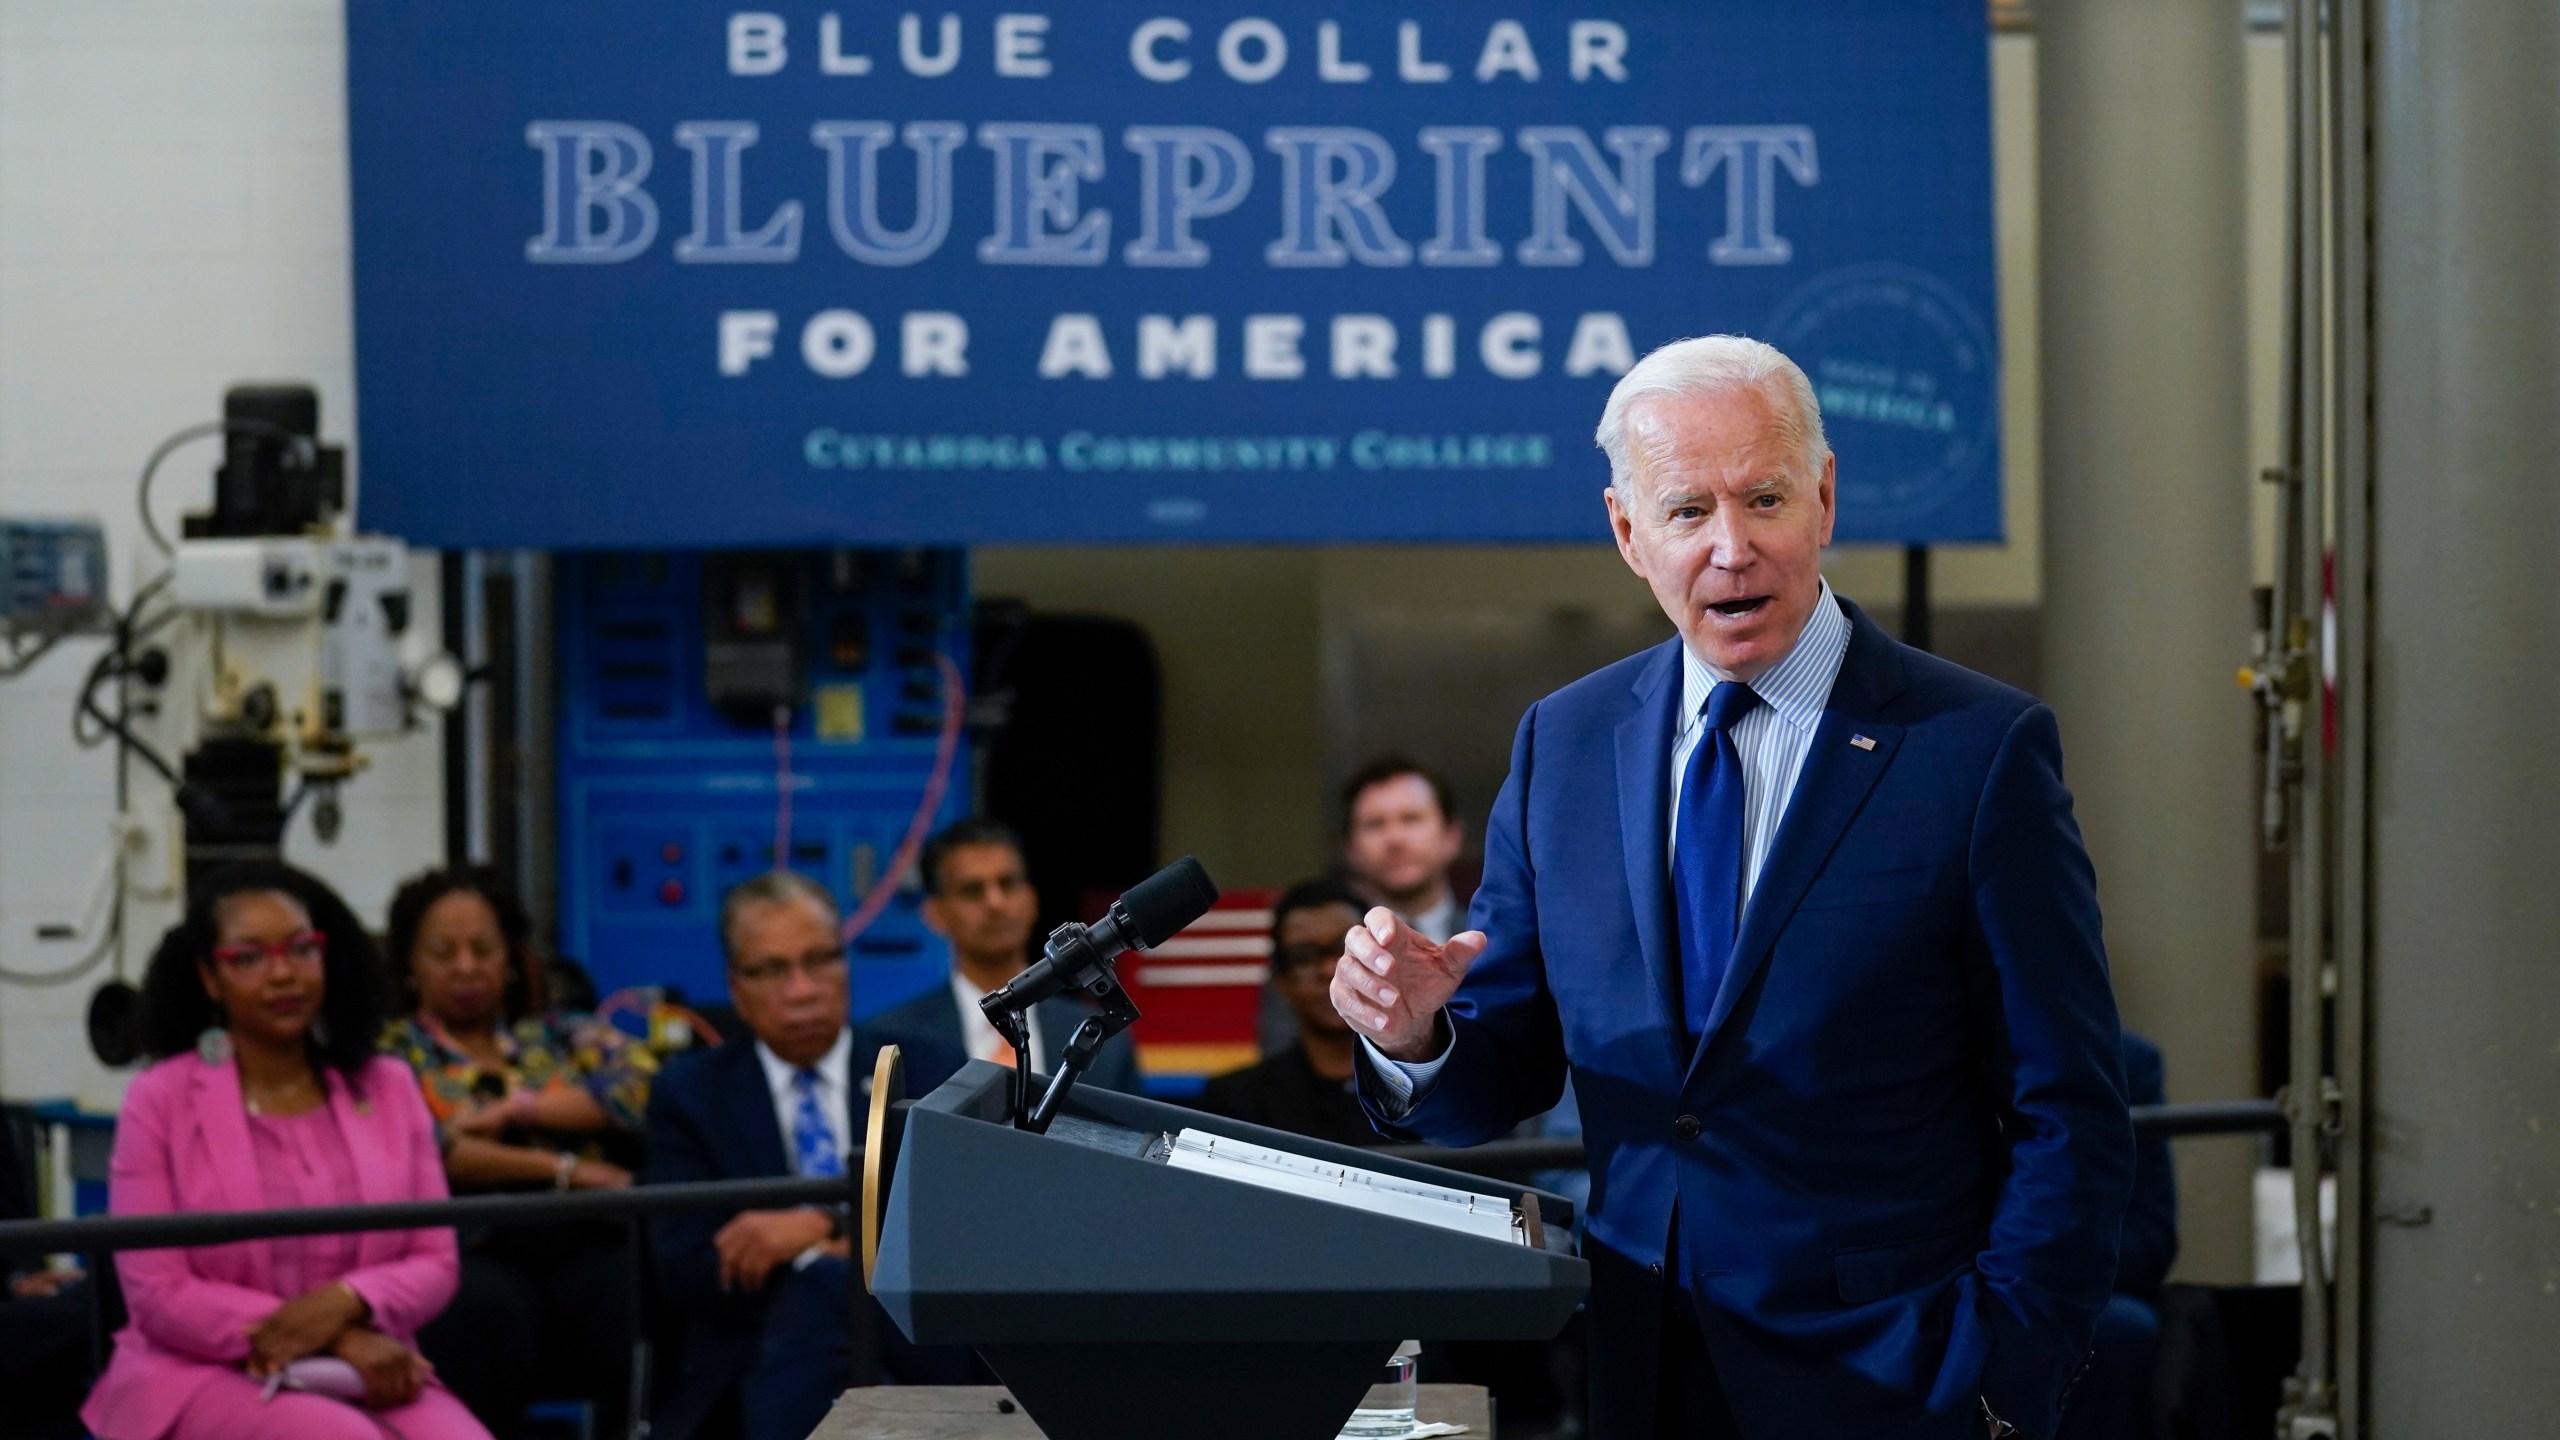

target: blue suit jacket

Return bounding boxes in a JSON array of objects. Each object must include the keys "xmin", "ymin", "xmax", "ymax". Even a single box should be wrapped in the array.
[
  {"xmin": 2114, "ymin": 1031, "xmax": 2177, "ymax": 1301},
  {"xmin": 644, "ymin": 1024, "xmax": 963, "ymax": 1440},
  {"xmin": 866, "ymin": 979, "xmax": 1144, "ymax": 1098},
  {"xmin": 1363, "ymin": 599, "xmax": 2133, "ymax": 1440}
]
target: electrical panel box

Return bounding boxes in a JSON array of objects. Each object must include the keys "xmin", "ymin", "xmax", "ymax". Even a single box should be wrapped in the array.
[
  {"xmin": 0, "ymin": 517, "xmax": 108, "ymax": 637},
  {"xmin": 555, "ymin": 550, "xmax": 972, "ymax": 1017}
]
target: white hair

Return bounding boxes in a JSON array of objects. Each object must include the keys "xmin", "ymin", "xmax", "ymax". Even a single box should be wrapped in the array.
[
  {"xmin": 720, "ymin": 869, "xmax": 840, "ymax": 965},
  {"xmin": 1593, "ymin": 334, "xmax": 1830, "ymax": 495}
]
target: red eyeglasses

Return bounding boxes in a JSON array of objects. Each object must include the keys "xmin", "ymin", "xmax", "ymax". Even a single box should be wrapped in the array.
[{"xmin": 210, "ymin": 930, "xmax": 327, "ymax": 974}]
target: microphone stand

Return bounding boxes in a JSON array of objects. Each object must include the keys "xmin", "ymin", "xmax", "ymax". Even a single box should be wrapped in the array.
[
  {"xmin": 980, "ymin": 918, "xmax": 1145, "ymax": 1135},
  {"xmin": 985, "ymin": 1003, "xmax": 1037, "ymax": 1130},
  {"xmin": 1026, "ymin": 982, "xmax": 1138, "ymax": 1134}
]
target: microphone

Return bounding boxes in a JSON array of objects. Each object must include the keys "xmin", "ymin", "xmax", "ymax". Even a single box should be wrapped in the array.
[
  {"xmin": 985, "ymin": 856, "xmax": 1218, "ymax": 1013},
  {"xmin": 1090, "ymin": 854, "xmax": 1220, "ymax": 956}
]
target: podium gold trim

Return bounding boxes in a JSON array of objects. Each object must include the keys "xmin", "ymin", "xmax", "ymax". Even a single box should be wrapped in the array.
[{"xmin": 861, "ymin": 1043, "xmax": 903, "ymax": 1288}]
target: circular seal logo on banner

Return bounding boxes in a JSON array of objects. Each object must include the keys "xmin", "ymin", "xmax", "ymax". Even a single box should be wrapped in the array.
[{"xmin": 1765, "ymin": 264, "xmax": 1998, "ymax": 532}]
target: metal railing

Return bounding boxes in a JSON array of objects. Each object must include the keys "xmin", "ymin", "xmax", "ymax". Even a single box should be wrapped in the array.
[
  {"xmin": 0, "ymin": 1175, "xmax": 849, "ymax": 1257},
  {"xmin": 0, "ymin": 1099, "xmax": 2282, "ymax": 1257},
  {"xmin": 0, "ymin": 1172, "xmax": 877, "ymax": 1416},
  {"xmin": 1385, "ymin": 1099, "xmax": 2287, "ymax": 1178},
  {"xmin": 0, "ymin": 1097, "xmax": 2282, "ymax": 1432}
]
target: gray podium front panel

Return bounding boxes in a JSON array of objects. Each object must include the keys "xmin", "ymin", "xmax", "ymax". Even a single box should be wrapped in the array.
[{"xmin": 873, "ymin": 1062, "xmax": 1588, "ymax": 1346}]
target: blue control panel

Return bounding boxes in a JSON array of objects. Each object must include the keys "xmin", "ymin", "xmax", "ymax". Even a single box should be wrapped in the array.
[{"xmin": 554, "ymin": 549, "xmax": 971, "ymax": 1018}]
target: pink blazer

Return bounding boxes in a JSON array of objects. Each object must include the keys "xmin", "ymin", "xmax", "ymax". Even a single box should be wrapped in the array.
[{"xmin": 81, "ymin": 1053, "xmax": 460, "ymax": 1440}]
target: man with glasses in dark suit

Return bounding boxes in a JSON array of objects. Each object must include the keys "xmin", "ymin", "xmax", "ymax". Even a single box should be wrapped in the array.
[{"xmin": 645, "ymin": 871, "xmax": 967, "ymax": 1440}]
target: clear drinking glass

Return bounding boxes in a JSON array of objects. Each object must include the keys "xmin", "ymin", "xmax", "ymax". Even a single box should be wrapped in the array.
[{"xmin": 1338, "ymin": 1340, "xmax": 1421, "ymax": 1438}]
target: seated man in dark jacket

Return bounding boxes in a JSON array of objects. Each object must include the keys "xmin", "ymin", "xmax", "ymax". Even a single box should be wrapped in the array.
[
  {"xmin": 868, "ymin": 819, "xmax": 1140, "ymax": 1096},
  {"xmin": 646, "ymin": 871, "xmax": 968, "ymax": 1440},
  {"xmin": 1194, "ymin": 877, "xmax": 1376, "ymax": 1149},
  {"xmin": 2059, "ymin": 1029, "xmax": 2179, "ymax": 1440},
  {"xmin": 0, "ymin": 1107, "xmax": 93, "ymax": 1440}
]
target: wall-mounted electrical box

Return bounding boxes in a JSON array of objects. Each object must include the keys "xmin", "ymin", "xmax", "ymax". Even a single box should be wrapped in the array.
[
  {"xmin": 554, "ymin": 550, "xmax": 972, "ymax": 1016},
  {"xmin": 0, "ymin": 518, "xmax": 109, "ymax": 638}
]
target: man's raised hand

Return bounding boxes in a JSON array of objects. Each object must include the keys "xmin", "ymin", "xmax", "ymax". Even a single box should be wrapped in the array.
[{"xmin": 1330, "ymin": 906, "xmax": 1487, "ymax": 1062}]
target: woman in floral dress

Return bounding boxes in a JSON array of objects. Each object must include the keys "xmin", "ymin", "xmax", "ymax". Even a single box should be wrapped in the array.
[{"xmin": 381, "ymin": 867, "xmax": 658, "ymax": 1438}]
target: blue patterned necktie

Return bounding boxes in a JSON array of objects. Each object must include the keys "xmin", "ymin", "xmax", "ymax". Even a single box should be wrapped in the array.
[
  {"xmin": 789, "ymin": 1069, "xmax": 843, "ymax": 1179},
  {"xmin": 1673, "ymin": 681, "xmax": 1763, "ymax": 1045}
]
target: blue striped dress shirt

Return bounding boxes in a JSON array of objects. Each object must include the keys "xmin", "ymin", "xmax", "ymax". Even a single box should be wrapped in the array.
[
  {"xmin": 1366, "ymin": 580, "xmax": 1853, "ymax": 1105},
  {"xmin": 1668, "ymin": 578, "xmax": 1851, "ymax": 896}
]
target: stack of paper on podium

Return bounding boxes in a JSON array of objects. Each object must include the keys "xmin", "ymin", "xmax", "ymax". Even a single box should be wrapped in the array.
[{"xmin": 1160, "ymin": 1129, "xmax": 1529, "ymax": 1245}]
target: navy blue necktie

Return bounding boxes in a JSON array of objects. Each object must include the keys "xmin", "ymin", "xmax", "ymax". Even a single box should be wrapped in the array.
[
  {"xmin": 1673, "ymin": 681, "xmax": 1762, "ymax": 1044},
  {"xmin": 789, "ymin": 1069, "xmax": 843, "ymax": 1179}
]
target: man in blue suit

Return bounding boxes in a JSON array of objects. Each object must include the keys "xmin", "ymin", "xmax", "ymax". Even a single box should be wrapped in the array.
[
  {"xmin": 867, "ymin": 818, "xmax": 1141, "ymax": 1097},
  {"xmin": 647, "ymin": 871, "xmax": 970, "ymax": 1440},
  {"xmin": 1334, "ymin": 336, "xmax": 2134, "ymax": 1440}
]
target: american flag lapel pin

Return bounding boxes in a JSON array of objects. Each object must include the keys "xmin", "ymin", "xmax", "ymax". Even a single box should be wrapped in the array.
[{"xmin": 1849, "ymin": 734, "xmax": 1877, "ymax": 751}]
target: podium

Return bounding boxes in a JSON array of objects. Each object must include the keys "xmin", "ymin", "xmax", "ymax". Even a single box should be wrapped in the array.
[{"xmin": 867, "ymin": 1060, "xmax": 1588, "ymax": 1440}]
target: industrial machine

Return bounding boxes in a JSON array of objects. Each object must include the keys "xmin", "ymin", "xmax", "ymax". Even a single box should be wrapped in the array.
[
  {"xmin": 552, "ymin": 548, "xmax": 973, "ymax": 1017},
  {"xmin": 0, "ymin": 384, "xmax": 457, "ymax": 1055},
  {"xmin": 5, "ymin": 393, "xmax": 975, "ymax": 1058},
  {"xmin": 132, "ymin": 385, "xmax": 454, "ymax": 880}
]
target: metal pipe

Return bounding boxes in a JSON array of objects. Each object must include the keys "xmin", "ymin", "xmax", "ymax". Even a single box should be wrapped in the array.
[
  {"xmin": 2126, "ymin": 1099, "xmax": 2290, "ymax": 1138},
  {"xmin": 622, "ymin": 1217, "xmax": 654, "ymax": 1438},
  {"xmin": 2280, "ymin": 0, "xmax": 2338, "ymax": 1426},
  {"xmin": 0, "ymin": 1174, "xmax": 850, "ymax": 1256},
  {"xmin": 1900, "ymin": 545, "xmax": 1933, "ymax": 652},
  {"xmin": 2037, "ymin": 0, "xmax": 2258, "ymax": 1286},
  {"xmin": 2362, "ymin": 4, "xmax": 2560, "ymax": 1430},
  {"xmin": 2324, "ymin": 3, "xmax": 2373, "ymax": 1433},
  {"xmin": 1386, "ymin": 1100, "xmax": 2285, "ymax": 1177},
  {"xmin": 0, "ymin": 1100, "xmax": 2289, "ymax": 1256}
]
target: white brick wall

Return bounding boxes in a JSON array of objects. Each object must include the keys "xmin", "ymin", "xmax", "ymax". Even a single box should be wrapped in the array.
[{"xmin": 0, "ymin": 1, "xmax": 442, "ymax": 1105}]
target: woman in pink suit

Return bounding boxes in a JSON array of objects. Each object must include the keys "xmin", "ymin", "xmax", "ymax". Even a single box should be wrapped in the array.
[{"xmin": 82, "ymin": 861, "xmax": 494, "ymax": 1440}]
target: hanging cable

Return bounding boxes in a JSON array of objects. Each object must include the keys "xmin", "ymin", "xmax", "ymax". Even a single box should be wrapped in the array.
[
  {"xmin": 0, "ymin": 915, "xmax": 120, "ymax": 987},
  {"xmin": 64, "ymin": 577, "xmax": 222, "ymax": 834},
  {"xmin": 839, "ymin": 652, "xmax": 966, "ymax": 944},
  {"xmin": 0, "ymin": 868, "xmax": 123, "ymax": 988},
  {"xmin": 134, "ymin": 416, "xmax": 299, "ymax": 557},
  {"xmin": 72, "ymin": 655, "xmax": 188, "ymax": 793},
  {"xmin": 72, "ymin": 573, "xmax": 177, "ymax": 751},
  {"xmin": 772, "ymin": 702, "xmax": 795, "ymax": 872}
]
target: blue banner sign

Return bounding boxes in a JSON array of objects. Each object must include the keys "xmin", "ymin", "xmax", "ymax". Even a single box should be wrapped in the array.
[{"xmin": 348, "ymin": 3, "xmax": 1999, "ymax": 546}]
